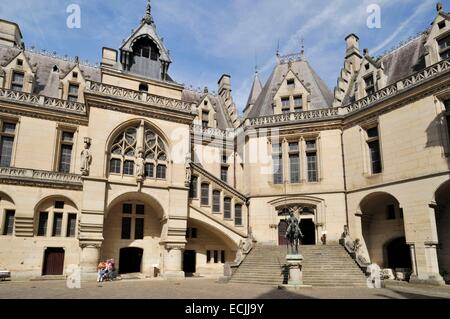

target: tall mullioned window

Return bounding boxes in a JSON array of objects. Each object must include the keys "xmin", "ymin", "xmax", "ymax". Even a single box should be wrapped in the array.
[
  {"xmin": 235, "ymin": 204, "xmax": 242, "ymax": 226},
  {"xmin": 11, "ymin": 72, "xmax": 24, "ymax": 92},
  {"xmin": 445, "ymin": 100, "xmax": 450, "ymax": 140},
  {"xmin": 2, "ymin": 210, "xmax": 15, "ymax": 236},
  {"xmin": 289, "ymin": 142, "xmax": 300, "ymax": 183},
  {"xmin": 121, "ymin": 203, "xmax": 145, "ymax": 240},
  {"xmin": 68, "ymin": 84, "xmax": 79, "ymax": 102},
  {"xmin": 58, "ymin": 131, "xmax": 74, "ymax": 173},
  {"xmin": 364, "ymin": 74, "xmax": 375, "ymax": 96},
  {"xmin": 367, "ymin": 127, "xmax": 382, "ymax": 174},
  {"xmin": 272, "ymin": 143, "xmax": 283, "ymax": 184},
  {"xmin": 36, "ymin": 200, "xmax": 77, "ymax": 238},
  {"xmin": 109, "ymin": 124, "xmax": 168, "ymax": 179},
  {"xmin": 294, "ymin": 96, "xmax": 303, "ymax": 112},
  {"xmin": 213, "ymin": 190, "xmax": 221, "ymax": 213},
  {"xmin": 0, "ymin": 121, "xmax": 16, "ymax": 167},
  {"xmin": 201, "ymin": 183, "xmax": 209, "ymax": 206},
  {"xmin": 306, "ymin": 140, "xmax": 318, "ymax": 182},
  {"xmin": 281, "ymin": 97, "xmax": 290, "ymax": 113}
]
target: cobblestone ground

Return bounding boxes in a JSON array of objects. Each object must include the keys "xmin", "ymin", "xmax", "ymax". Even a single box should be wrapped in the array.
[{"xmin": 0, "ymin": 279, "xmax": 449, "ymax": 299}]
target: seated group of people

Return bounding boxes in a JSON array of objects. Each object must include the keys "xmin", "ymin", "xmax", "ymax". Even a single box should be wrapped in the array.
[{"xmin": 97, "ymin": 259, "xmax": 116, "ymax": 282}]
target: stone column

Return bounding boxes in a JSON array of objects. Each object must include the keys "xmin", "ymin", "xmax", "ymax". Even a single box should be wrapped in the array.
[
  {"xmin": 410, "ymin": 242, "xmax": 444, "ymax": 285},
  {"xmin": 80, "ymin": 243, "xmax": 101, "ymax": 280},
  {"xmin": 163, "ymin": 244, "xmax": 185, "ymax": 279},
  {"xmin": 408, "ymin": 243, "xmax": 418, "ymax": 276}
]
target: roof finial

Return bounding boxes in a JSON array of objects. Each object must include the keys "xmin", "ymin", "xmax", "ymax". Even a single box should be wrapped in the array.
[
  {"xmin": 276, "ymin": 40, "xmax": 280, "ymax": 57},
  {"xmin": 300, "ymin": 36, "xmax": 305, "ymax": 60},
  {"xmin": 254, "ymin": 52, "xmax": 259, "ymax": 74},
  {"xmin": 142, "ymin": 0, "xmax": 154, "ymax": 24}
]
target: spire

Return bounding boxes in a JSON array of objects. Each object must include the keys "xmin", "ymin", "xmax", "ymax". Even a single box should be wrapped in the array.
[
  {"xmin": 244, "ymin": 70, "xmax": 263, "ymax": 115},
  {"xmin": 142, "ymin": 0, "xmax": 154, "ymax": 24}
]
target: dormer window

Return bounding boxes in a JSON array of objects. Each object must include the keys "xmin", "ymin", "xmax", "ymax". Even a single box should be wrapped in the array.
[
  {"xmin": 52, "ymin": 65, "xmax": 59, "ymax": 72},
  {"xmin": 17, "ymin": 59, "xmax": 23, "ymax": 67},
  {"xmin": 68, "ymin": 84, "xmax": 79, "ymax": 102},
  {"xmin": 287, "ymin": 79, "xmax": 295, "ymax": 89},
  {"xmin": 281, "ymin": 97, "xmax": 290, "ymax": 113},
  {"xmin": 11, "ymin": 71, "xmax": 24, "ymax": 92},
  {"xmin": 72, "ymin": 72, "xmax": 78, "ymax": 79},
  {"xmin": 132, "ymin": 37, "xmax": 159, "ymax": 62},
  {"xmin": 364, "ymin": 74, "xmax": 375, "ymax": 96},
  {"xmin": 365, "ymin": 64, "xmax": 370, "ymax": 70},
  {"xmin": 438, "ymin": 35, "xmax": 450, "ymax": 60},
  {"xmin": 204, "ymin": 100, "xmax": 208, "ymax": 106},
  {"xmin": 139, "ymin": 83, "xmax": 149, "ymax": 92},
  {"xmin": 438, "ymin": 20, "xmax": 446, "ymax": 30}
]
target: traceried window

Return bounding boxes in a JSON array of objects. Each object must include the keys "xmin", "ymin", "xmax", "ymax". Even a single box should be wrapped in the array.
[
  {"xmin": 438, "ymin": 35, "xmax": 450, "ymax": 60},
  {"xmin": 109, "ymin": 123, "xmax": 168, "ymax": 180},
  {"xmin": 0, "ymin": 121, "xmax": 16, "ymax": 167}
]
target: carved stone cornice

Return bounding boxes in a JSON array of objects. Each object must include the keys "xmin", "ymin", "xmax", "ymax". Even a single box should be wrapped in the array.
[
  {"xmin": 85, "ymin": 81, "xmax": 196, "ymax": 124},
  {"xmin": 0, "ymin": 167, "xmax": 82, "ymax": 190}
]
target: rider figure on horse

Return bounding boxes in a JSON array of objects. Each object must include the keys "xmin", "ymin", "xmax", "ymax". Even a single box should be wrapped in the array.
[{"xmin": 285, "ymin": 209, "xmax": 304, "ymax": 254}]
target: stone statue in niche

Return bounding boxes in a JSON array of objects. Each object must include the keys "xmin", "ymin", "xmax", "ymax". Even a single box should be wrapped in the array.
[
  {"xmin": 184, "ymin": 154, "xmax": 192, "ymax": 187},
  {"xmin": 80, "ymin": 137, "xmax": 92, "ymax": 176},
  {"xmin": 135, "ymin": 149, "xmax": 145, "ymax": 182}
]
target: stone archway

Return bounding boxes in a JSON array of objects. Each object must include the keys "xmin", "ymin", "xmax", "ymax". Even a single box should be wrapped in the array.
[
  {"xmin": 434, "ymin": 180, "xmax": 450, "ymax": 282},
  {"xmin": 360, "ymin": 192, "xmax": 409, "ymax": 269},
  {"xmin": 102, "ymin": 192, "xmax": 164, "ymax": 276},
  {"xmin": 276, "ymin": 205, "xmax": 319, "ymax": 246}
]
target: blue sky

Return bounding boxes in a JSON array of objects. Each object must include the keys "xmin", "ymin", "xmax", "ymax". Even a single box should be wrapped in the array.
[{"xmin": 0, "ymin": 0, "xmax": 445, "ymax": 112}]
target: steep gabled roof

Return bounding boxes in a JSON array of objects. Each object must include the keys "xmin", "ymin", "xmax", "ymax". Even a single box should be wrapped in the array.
[
  {"xmin": 246, "ymin": 57, "xmax": 333, "ymax": 119},
  {"xmin": 120, "ymin": 1, "xmax": 171, "ymax": 63},
  {"xmin": 243, "ymin": 72, "xmax": 263, "ymax": 113}
]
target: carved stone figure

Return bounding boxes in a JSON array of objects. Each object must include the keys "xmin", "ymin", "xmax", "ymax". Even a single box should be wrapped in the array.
[
  {"xmin": 80, "ymin": 138, "xmax": 92, "ymax": 176},
  {"xmin": 135, "ymin": 149, "xmax": 145, "ymax": 181},
  {"xmin": 184, "ymin": 155, "xmax": 192, "ymax": 187},
  {"xmin": 233, "ymin": 238, "xmax": 253, "ymax": 263}
]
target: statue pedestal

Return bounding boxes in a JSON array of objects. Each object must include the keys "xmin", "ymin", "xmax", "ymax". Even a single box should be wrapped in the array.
[{"xmin": 279, "ymin": 254, "xmax": 312, "ymax": 290}]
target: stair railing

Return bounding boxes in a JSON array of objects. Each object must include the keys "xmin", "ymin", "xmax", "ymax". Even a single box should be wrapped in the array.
[
  {"xmin": 223, "ymin": 236, "xmax": 255, "ymax": 278},
  {"xmin": 339, "ymin": 227, "xmax": 371, "ymax": 272}
]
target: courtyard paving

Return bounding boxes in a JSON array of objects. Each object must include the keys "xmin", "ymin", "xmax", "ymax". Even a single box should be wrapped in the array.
[{"xmin": 0, "ymin": 278, "xmax": 449, "ymax": 299}]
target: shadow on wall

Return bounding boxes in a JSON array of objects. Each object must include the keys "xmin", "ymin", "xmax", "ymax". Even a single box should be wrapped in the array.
[{"xmin": 425, "ymin": 109, "xmax": 450, "ymax": 170}]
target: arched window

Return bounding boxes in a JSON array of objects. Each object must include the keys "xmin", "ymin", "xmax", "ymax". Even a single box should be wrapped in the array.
[
  {"xmin": 132, "ymin": 37, "xmax": 160, "ymax": 61},
  {"xmin": 109, "ymin": 123, "xmax": 168, "ymax": 180},
  {"xmin": 35, "ymin": 199, "xmax": 78, "ymax": 238}
]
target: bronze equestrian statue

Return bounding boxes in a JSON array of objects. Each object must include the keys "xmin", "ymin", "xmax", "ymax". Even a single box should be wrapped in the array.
[{"xmin": 285, "ymin": 210, "xmax": 304, "ymax": 254}]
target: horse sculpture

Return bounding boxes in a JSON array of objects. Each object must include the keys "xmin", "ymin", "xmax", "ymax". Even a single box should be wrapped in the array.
[{"xmin": 285, "ymin": 211, "xmax": 304, "ymax": 254}]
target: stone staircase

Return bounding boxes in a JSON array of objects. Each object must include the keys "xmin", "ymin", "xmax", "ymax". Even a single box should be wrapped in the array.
[{"xmin": 229, "ymin": 244, "xmax": 367, "ymax": 287}]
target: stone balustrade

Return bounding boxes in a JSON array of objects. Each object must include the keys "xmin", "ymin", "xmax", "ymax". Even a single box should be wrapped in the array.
[
  {"xmin": 86, "ymin": 81, "xmax": 194, "ymax": 114},
  {"xmin": 0, "ymin": 87, "xmax": 86, "ymax": 115}
]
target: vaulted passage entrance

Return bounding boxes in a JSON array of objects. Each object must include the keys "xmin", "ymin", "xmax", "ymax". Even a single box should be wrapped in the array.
[
  {"xmin": 360, "ymin": 192, "xmax": 409, "ymax": 269},
  {"xmin": 42, "ymin": 248, "xmax": 65, "ymax": 276},
  {"xmin": 119, "ymin": 247, "xmax": 143, "ymax": 274},
  {"xmin": 435, "ymin": 180, "xmax": 450, "ymax": 281}
]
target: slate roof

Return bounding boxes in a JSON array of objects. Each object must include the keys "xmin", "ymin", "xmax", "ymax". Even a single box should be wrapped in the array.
[
  {"xmin": 0, "ymin": 44, "xmax": 100, "ymax": 98},
  {"xmin": 182, "ymin": 89, "xmax": 234, "ymax": 130},
  {"xmin": 246, "ymin": 58, "xmax": 334, "ymax": 119},
  {"xmin": 244, "ymin": 72, "xmax": 263, "ymax": 113}
]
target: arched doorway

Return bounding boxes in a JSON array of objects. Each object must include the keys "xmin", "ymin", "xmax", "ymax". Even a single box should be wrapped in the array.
[
  {"xmin": 42, "ymin": 248, "xmax": 65, "ymax": 276},
  {"xmin": 360, "ymin": 192, "xmax": 409, "ymax": 269},
  {"xmin": 278, "ymin": 220, "xmax": 288, "ymax": 246},
  {"xmin": 119, "ymin": 247, "xmax": 143, "ymax": 274},
  {"xmin": 103, "ymin": 192, "xmax": 164, "ymax": 276},
  {"xmin": 386, "ymin": 237, "xmax": 412, "ymax": 269},
  {"xmin": 300, "ymin": 219, "xmax": 316, "ymax": 245},
  {"xmin": 435, "ymin": 180, "xmax": 450, "ymax": 281}
]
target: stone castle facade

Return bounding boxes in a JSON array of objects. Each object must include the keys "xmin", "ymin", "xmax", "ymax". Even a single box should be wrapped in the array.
[{"xmin": 0, "ymin": 1, "xmax": 449, "ymax": 285}]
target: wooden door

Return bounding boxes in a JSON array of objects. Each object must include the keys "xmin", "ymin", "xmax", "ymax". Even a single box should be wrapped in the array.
[
  {"xmin": 42, "ymin": 248, "xmax": 65, "ymax": 276},
  {"xmin": 278, "ymin": 220, "xmax": 288, "ymax": 246}
]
